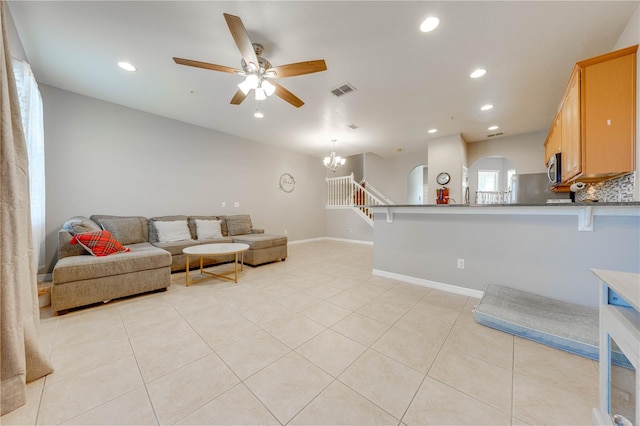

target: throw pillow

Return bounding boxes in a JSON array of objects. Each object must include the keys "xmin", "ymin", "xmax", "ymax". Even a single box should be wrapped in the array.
[
  {"xmin": 226, "ymin": 215, "xmax": 252, "ymax": 236},
  {"xmin": 195, "ymin": 219, "xmax": 223, "ymax": 239},
  {"xmin": 154, "ymin": 220, "xmax": 192, "ymax": 243},
  {"xmin": 70, "ymin": 230, "xmax": 131, "ymax": 257}
]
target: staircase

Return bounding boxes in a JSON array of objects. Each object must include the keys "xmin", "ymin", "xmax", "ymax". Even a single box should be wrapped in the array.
[{"xmin": 325, "ymin": 173, "xmax": 393, "ymax": 226}]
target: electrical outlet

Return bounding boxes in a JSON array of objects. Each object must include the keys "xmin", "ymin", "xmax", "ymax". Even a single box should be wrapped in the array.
[
  {"xmin": 284, "ymin": 229, "xmax": 288, "ymax": 235},
  {"xmin": 347, "ymin": 228, "xmax": 352, "ymax": 233},
  {"xmin": 457, "ymin": 259, "xmax": 465, "ymax": 269},
  {"xmin": 221, "ymin": 201, "xmax": 226, "ymax": 208},
  {"xmin": 234, "ymin": 201, "xmax": 240, "ymax": 208}
]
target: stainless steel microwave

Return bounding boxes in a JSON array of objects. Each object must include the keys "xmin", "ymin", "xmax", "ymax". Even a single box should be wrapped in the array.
[{"xmin": 547, "ymin": 152, "xmax": 562, "ymax": 185}]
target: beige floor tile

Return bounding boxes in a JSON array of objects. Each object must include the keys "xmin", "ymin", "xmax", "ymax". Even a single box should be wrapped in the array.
[
  {"xmin": 302, "ymin": 301, "xmax": 352, "ymax": 327},
  {"xmin": 176, "ymin": 384, "xmax": 279, "ymax": 425},
  {"xmin": 125, "ymin": 315, "xmax": 194, "ymax": 353},
  {"xmin": 327, "ymin": 289, "xmax": 373, "ymax": 311},
  {"xmin": 514, "ymin": 338, "xmax": 598, "ymax": 399},
  {"xmin": 512, "ymin": 372, "xmax": 597, "ymax": 426},
  {"xmin": 404, "ymin": 299, "xmax": 463, "ymax": 325},
  {"xmin": 47, "ymin": 327, "xmax": 133, "ymax": 383},
  {"xmin": 339, "ymin": 349, "xmax": 424, "ymax": 419},
  {"xmin": 53, "ymin": 307, "xmax": 124, "ymax": 348},
  {"xmin": 324, "ymin": 276, "xmax": 363, "ymax": 290},
  {"xmin": 372, "ymin": 326, "xmax": 441, "ymax": 373},
  {"xmin": 442, "ymin": 320, "xmax": 514, "ymax": 370},
  {"xmin": 189, "ymin": 308, "xmax": 261, "ymax": 350},
  {"xmin": 264, "ymin": 314, "xmax": 326, "ymax": 348},
  {"xmin": 428, "ymin": 348, "xmax": 512, "ymax": 414},
  {"xmin": 304, "ymin": 284, "xmax": 345, "ymax": 300},
  {"xmin": 296, "ymin": 329, "xmax": 367, "ymax": 376},
  {"xmin": 134, "ymin": 329, "xmax": 213, "ymax": 382},
  {"xmin": 37, "ymin": 356, "xmax": 143, "ymax": 425},
  {"xmin": 356, "ymin": 300, "xmax": 409, "ymax": 326},
  {"xmin": 403, "ymin": 377, "xmax": 511, "ymax": 425},
  {"xmin": 59, "ymin": 387, "xmax": 157, "ymax": 425},
  {"xmin": 217, "ymin": 330, "xmax": 290, "ymax": 379},
  {"xmin": 274, "ymin": 291, "xmax": 323, "ymax": 312},
  {"xmin": 331, "ymin": 312, "xmax": 390, "ymax": 346},
  {"xmin": 290, "ymin": 380, "xmax": 399, "ymax": 425},
  {"xmin": 146, "ymin": 353, "xmax": 240, "ymax": 425},
  {"xmin": 244, "ymin": 352, "xmax": 333, "ymax": 424},
  {"xmin": 236, "ymin": 300, "xmax": 296, "ymax": 328},
  {"xmin": 394, "ymin": 309, "xmax": 453, "ymax": 345},
  {"xmin": 418, "ymin": 290, "xmax": 468, "ymax": 310}
]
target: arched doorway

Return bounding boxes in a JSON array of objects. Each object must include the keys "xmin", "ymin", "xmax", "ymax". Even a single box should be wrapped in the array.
[{"xmin": 407, "ymin": 165, "xmax": 428, "ymax": 204}]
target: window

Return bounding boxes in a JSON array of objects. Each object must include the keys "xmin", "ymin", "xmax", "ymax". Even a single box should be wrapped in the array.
[
  {"xmin": 506, "ymin": 169, "xmax": 516, "ymax": 190},
  {"xmin": 13, "ymin": 59, "xmax": 45, "ymax": 270},
  {"xmin": 478, "ymin": 170, "xmax": 500, "ymax": 192}
]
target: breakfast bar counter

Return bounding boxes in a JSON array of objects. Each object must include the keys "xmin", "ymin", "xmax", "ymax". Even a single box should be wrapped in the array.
[{"xmin": 368, "ymin": 203, "xmax": 640, "ymax": 308}]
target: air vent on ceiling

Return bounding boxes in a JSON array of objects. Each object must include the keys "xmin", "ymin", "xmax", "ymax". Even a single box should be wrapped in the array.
[
  {"xmin": 487, "ymin": 132, "xmax": 504, "ymax": 138},
  {"xmin": 331, "ymin": 83, "xmax": 357, "ymax": 97}
]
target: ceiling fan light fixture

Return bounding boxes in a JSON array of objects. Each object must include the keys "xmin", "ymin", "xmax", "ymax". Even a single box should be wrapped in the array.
[
  {"xmin": 262, "ymin": 80, "xmax": 276, "ymax": 96},
  {"xmin": 255, "ymin": 87, "xmax": 267, "ymax": 101},
  {"xmin": 238, "ymin": 74, "xmax": 260, "ymax": 95}
]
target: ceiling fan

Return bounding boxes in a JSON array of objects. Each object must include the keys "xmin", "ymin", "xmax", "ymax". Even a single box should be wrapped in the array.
[{"xmin": 173, "ymin": 13, "xmax": 327, "ymax": 108}]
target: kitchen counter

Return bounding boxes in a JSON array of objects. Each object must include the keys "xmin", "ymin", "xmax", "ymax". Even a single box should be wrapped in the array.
[
  {"xmin": 370, "ymin": 201, "xmax": 639, "ymax": 308},
  {"xmin": 368, "ymin": 202, "xmax": 640, "ymax": 231}
]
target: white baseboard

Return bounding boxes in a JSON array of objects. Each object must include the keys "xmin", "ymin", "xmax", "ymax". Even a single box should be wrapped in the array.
[
  {"xmin": 372, "ymin": 269, "xmax": 484, "ymax": 299},
  {"xmin": 288, "ymin": 237, "xmax": 374, "ymax": 246}
]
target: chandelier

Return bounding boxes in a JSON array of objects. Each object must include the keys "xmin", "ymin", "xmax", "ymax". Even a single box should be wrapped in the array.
[{"xmin": 323, "ymin": 140, "xmax": 346, "ymax": 172}]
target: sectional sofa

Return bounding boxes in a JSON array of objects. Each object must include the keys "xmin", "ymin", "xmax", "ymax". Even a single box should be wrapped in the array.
[{"xmin": 52, "ymin": 214, "xmax": 287, "ymax": 314}]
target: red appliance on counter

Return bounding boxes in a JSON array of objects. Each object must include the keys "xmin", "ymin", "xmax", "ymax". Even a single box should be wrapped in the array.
[{"xmin": 436, "ymin": 187, "xmax": 449, "ymax": 204}]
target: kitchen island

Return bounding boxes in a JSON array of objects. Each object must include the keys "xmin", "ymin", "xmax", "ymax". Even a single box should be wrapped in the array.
[{"xmin": 369, "ymin": 203, "xmax": 640, "ymax": 308}]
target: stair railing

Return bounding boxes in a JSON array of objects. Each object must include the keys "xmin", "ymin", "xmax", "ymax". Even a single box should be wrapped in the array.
[{"xmin": 326, "ymin": 173, "xmax": 392, "ymax": 226}]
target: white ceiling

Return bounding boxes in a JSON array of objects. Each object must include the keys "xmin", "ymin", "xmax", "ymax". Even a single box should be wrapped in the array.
[{"xmin": 8, "ymin": 1, "xmax": 638, "ymax": 159}]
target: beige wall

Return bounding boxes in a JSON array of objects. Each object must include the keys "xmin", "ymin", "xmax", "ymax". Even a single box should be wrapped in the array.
[
  {"xmin": 467, "ymin": 130, "xmax": 547, "ymax": 175},
  {"xmin": 613, "ymin": 3, "xmax": 640, "ymax": 201},
  {"xmin": 41, "ymin": 85, "xmax": 326, "ymax": 273}
]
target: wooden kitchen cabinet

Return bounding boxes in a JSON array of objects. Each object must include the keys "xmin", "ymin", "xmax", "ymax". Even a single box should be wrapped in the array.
[
  {"xmin": 579, "ymin": 47, "xmax": 637, "ymax": 177},
  {"xmin": 545, "ymin": 45, "xmax": 637, "ymax": 183},
  {"xmin": 561, "ymin": 67, "xmax": 581, "ymax": 181}
]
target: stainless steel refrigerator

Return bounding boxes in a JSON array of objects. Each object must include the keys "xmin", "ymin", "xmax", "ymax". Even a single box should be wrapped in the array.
[{"xmin": 509, "ymin": 173, "xmax": 570, "ymax": 204}]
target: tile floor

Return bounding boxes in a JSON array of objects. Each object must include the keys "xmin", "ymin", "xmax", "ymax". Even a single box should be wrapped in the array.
[{"xmin": 2, "ymin": 240, "xmax": 599, "ymax": 425}]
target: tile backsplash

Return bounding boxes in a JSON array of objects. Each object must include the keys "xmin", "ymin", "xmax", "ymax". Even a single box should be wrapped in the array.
[{"xmin": 575, "ymin": 172, "xmax": 636, "ymax": 202}]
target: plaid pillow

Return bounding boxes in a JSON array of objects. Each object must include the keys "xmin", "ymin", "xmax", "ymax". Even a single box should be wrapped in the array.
[{"xmin": 70, "ymin": 230, "xmax": 131, "ymax": 257}]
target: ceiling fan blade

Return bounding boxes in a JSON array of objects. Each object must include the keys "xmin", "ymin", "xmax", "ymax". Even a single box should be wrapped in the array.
[
  {"xmin": 269, "ymin": 60, "xmax": 327, "ymax": 78},
  {"xmin": 272, "ymin": 81, "xmax": 304, "ymax": 108},
  {"xmin": 173, "ymin": 57, "xmax": 240, "ymax": 74},
  {"xmin": 230, "ymin": 89, "xmax": 249, "ymax": 105},
  {"xmin": 223, "ymin": 13, "xmax": 259, "ymax": 70}
]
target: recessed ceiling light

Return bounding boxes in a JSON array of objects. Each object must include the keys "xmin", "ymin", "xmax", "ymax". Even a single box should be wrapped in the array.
[
  {"xmin": 481, "ymin": 104, "xmax": 494, "ymax": 111},
  {"xmin": 118, "ymin": 61, "xmax": 136, "ymax": 72},
  {"xmin": 488, "ymin": 125, "xmax": 499, "ymax": 131},
  {"xmin": 254, "ymin": 111, "xmax": 264, "ymax": 118},
  {"xmin": 420, "ymin": 16, "xmax": 440, "ymax": 33},
  {"xmin": 470, "ymin": 68, "xmax": 486, "ymax": 79},
  {"xmin": 428, "ymin": 128, "xmax": 438, "ymax": 134}
]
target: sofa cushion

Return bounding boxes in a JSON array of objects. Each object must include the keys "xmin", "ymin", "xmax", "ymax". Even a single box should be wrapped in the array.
[
  {"xmin": 62, "ymin": 216, "xmax": 101, "ymax": 234},
  {"xmin": 71, "ymin": 230, "xmax": 131, "ymax": 257},
  {"xmin": 53, "ymin": 242, "xmax": 171, "ymax": 284},
  {"xmin": 149, "ymin": 215, "xmax": 190, "ymax": 242},
  {"xmin": 152, "ymin": 238, "xmax": 233, "ymax": 256},
  {"xmin": 226, "ymin": 215, "xmax": 253, "ymax": 236},
  {"xmin": 195, "ymin": 219, "xmax": 223, "ymax": 239},
  {"xmin": 91, "ymin": 215, "xmax": 149, "ymax": 245},
  {"xmin": 231, "ymin": 233, "xmax": 287, "ymax": 250},
  {"xmin": 188, "ymin": 216, "xmax": 227, "ymax": 237},
  {"xmin": 154, "ymin": 220, "xmax": 192, "ymax": 243}
]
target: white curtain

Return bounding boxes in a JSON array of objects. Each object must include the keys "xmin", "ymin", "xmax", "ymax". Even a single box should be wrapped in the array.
[{"xmin": 12, "ymin": 59, "xmax": 45, "ymax": 271}]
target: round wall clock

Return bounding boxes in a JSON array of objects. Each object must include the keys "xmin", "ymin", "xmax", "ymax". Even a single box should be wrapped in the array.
[
  {"xmin": 436, "ymin": 172, "xmax": 451, "ymax": 185},
  {"xmin": 279, "ymin": 173, "xmax": 296, "ymax": 193}
]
